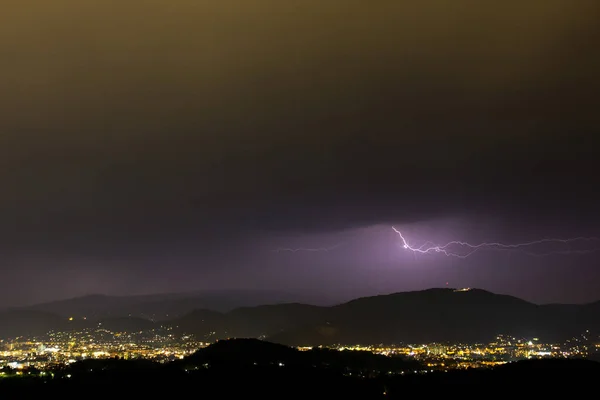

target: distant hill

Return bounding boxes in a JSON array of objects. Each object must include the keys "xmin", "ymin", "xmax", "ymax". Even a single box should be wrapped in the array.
[
  {"xmin": 3, "ymin": 288, "xmax": 600, "ymax": 344},
  {"xmin": 0, "ymin": 309, "xmax": 66, "ymax": 338},
  {"xmin": 309, "ymin": 288, "xmax": 539, "ymax": 344},
  {"xmin": 96, "ymin": 317, "xmax": 156, "ymax": 333},
  {"xmin": 171, "ymin": 288, "xmax": 600, "ymax": 345},
  {"xmin": 23, "ymin": 289, "xmax": 316, "ymax": 320},
  {"xmin": 0, "ymin": 311, "xmax": 158, "ymax": 339},
  {"xmin": 271, "ymin": 288, "xmax": 600, "ymax": 345},
  {"xmin": 181, "ymin": 338, "xmax": 420, "ymax": 372}
]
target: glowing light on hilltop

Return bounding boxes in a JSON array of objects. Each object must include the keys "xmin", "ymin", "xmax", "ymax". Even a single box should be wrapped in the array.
[{"xmin": 391, "ymin": 227, "xmax": 600, "ymax": 258}]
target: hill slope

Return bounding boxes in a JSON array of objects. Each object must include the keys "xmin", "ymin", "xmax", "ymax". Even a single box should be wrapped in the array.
[
  {"xmin": 24, "ymin": 289, "xmax": 312, "ymax": 319},
  {"xmin": 172, "ymin": 288, "xmax": 600, "ymax": 345},
  {"xmin": 4, "ymin": 288, "xmax": 600, "ymax": 344}
]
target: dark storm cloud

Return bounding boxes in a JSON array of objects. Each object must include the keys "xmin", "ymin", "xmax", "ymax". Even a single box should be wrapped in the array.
[{"xmin": 1, "ymin": 0, "xmax": 599, "ymax": 252}]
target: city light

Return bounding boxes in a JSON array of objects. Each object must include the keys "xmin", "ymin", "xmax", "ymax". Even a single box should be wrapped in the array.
[{"xmin": 0, "ymin": 327, "xmax": 595, "ymax": 375}]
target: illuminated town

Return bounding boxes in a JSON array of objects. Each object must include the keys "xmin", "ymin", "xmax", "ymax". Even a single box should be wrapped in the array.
[
  {"xmin": 2, "ymin": 324, "xmax": 598, "ymax": 375},
  {"xmin": 0, "ymin": 326, "xmax": 204, "ymax": 373}
]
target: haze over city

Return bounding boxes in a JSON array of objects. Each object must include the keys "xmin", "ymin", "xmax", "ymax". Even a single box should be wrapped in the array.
[{"xmin": 1, "ymin": 0, "xmax": 599, "ymax": 308}]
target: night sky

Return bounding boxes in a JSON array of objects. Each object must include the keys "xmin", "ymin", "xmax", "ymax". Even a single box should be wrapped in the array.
[{"xmin": 1, "ymin": 1, "xmax": 599, "ymax": 306}]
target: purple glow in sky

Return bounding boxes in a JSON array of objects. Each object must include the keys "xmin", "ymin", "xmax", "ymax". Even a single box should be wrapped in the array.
[
  {"xmin": 267, "ymin": 221, "xmax": 600, "ymax": 304},
  {"xmin": 1, "ymin": 1, "xmax": 599, "ymax": 307},
  {"xmin": 391, "ymin": 227, "xmax": 600, "ymax": 258}
]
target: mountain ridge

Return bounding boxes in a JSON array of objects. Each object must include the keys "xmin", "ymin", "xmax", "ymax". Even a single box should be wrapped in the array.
[
  {"xmin": 20, "ymin": 289, "xmax": 323, "ymax": 319},
  {"xmin": 2, "ymin": 288, "xmax": 600, "ymax": 344},
  {"xmin": 171, "ymin": 288, "xmax": 600, "ymax": 345}
]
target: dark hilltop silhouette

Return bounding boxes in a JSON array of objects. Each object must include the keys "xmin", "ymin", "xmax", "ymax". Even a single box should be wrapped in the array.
[
  {"xmin": 20, "ymin": 289, "xmax": 319, "ymax": 318},
  {"xmin": 1, "ymin": 338, "xmax": 598, "ymax": 395},
  {"xmin": 163, "ymin": 288, "xmax": 600, "ymax": 344},
  {"xmin": 2, "ymin": 288, "xmax": 600, "ymax": 345}
]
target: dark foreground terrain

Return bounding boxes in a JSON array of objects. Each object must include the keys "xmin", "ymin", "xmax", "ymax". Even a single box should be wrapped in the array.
[{"xmin": 1, "ymin": 339, "xmax": 598, "ymax": 396}]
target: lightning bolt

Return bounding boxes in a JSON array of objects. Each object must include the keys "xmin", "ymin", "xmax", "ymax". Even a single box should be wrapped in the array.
[{"xmin": 392, "ymin": 227, "xmax": 600, "ymax": 258}]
